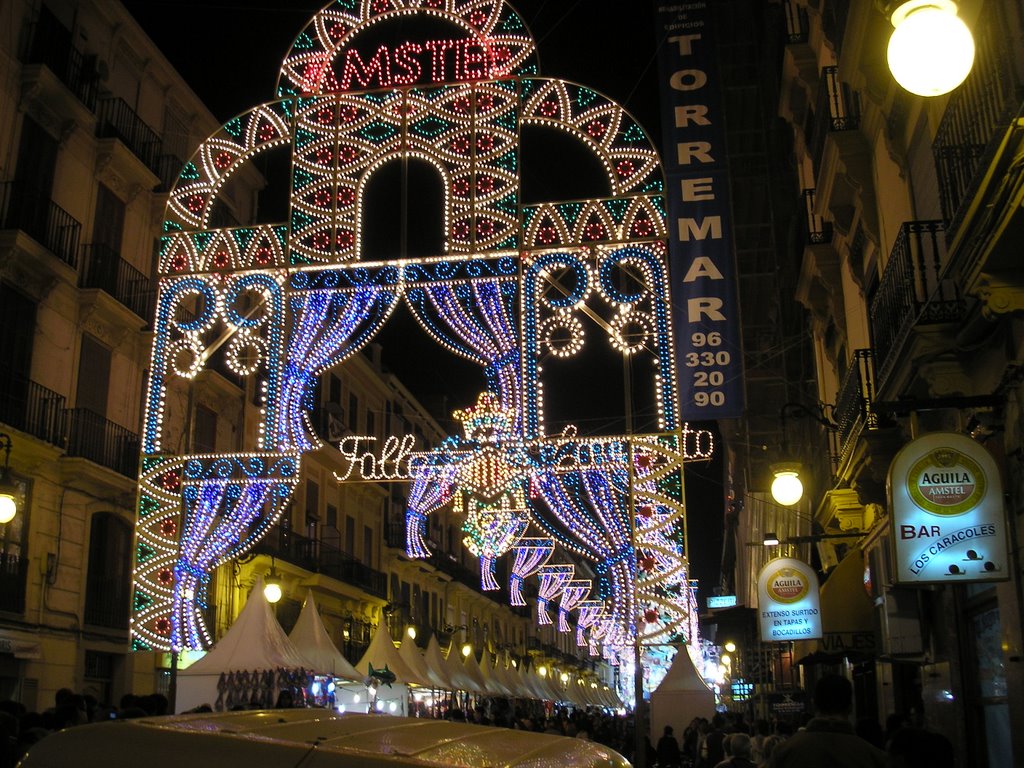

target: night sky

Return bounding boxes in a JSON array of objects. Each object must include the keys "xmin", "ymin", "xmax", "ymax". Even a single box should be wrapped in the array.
[{"xmin": 122, "ymin": 0, "xmax": 724, "ymax": 601}]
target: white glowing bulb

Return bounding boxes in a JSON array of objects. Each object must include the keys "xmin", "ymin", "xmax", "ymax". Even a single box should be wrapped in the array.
[{"xmin": 887, "ymin": 0, "xmax": 974, "ymax": 96}]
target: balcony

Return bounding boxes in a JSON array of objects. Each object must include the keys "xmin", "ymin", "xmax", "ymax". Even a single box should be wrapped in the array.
[
  {"xmin": 154, "ymin": 154, "xmax": 186, "ymax": 193},
  {"xmin": 0, "ymin": 367, "xmax": 66, "ymax": 447},
  {"xmin": 0, "ymin": 553, "xmax": 28, "ymax": 614},
  {"xmin": 809, "ymin": 66, "xmax": 861, "ymax": 180},
  {"xmin": 933, "ymin": 2, "xmax": 1022, "ymax": 237},
  {"xmin": 833, "ymin": 349, "xmax": 878, "ymax": 476},
  {"xmin": 84, "ymin": 575, "xmax": 130, "ymax": 630},
  {"xmin": 80, "ymin": 243, "xmax": 153, "ymax": 320},
  {"xmin": 255, "ymin": 527, "xmax": 387, "ymax": 599},
  {"xmin": 0, "ymin": 180, "xmax": 81, "ymax": 267},
  {"xmin": 869, "ymin": 221, "xmax": 964, "ymax": 390},
  {"xmin": 801, "ymin": 188, "xmax": 833, "ymax": 245},
  {"xmin": 21, "ymin": 8, "xmax": 98, "ymax": 111},
  {"xmin": 64, "ymin": 408, "xmax": 140, "ymax": 478},
  {"xmin": 96, "ymin": 97, "xmax": 162, "ymax": 174},
  {"xmin": 782, "ymin": 0, "xmax": 808, "ymax": 45}
]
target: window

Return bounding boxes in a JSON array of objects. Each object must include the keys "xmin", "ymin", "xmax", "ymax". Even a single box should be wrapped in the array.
[
  {"xmin": 84, "ymin": 513, "xmax": 132, "ymax": 629},
  {"xmin": 0, "ymin": 474, "xmax": 27, "ymax": 614},
  {"xmin": 363, "ymin": 525, "xmax": 373, "ymax": 568},
  {"xmin": 193, "ymin": 405, "xmax": 217, "ymax": 453},
  {"xmin": 329, "ymin": 373, "xmax": 342, "ymax": 405},
  {"xmin": 306, "ymin": 480, "xmax": 320, "ymax": 524},
  {"xmin": 348, "ymin": 393, "xmax": 359, "ymax": 432},
  {"xmin": 345, "ymin": 515, "xmax": 355, "ymax": 556},
  {"xmin": 76, "ymin": 335, "xmax": 111, "ymax": 417},
  {"xmin": 366, "ymin": 409, "xmax": 375, "ymax": 439},
  {"xmin": 0, "ymin": 284, "xmax": 38, "ymax": 431}
]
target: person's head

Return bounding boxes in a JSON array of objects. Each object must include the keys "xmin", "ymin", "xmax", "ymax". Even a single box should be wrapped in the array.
[
  {"xmin": 663, "ymin": 725, "xmax": 673, "ymax": 735},
  {"xmin": 730, "ymin": 733, "xmax": 752, "ymax": 759},
  {"xmin": 813, "ymin": 674, "xmax": 853, "ymax": 717},
  {"xmin": 722, "ymin": 733, "xmax": 733, "ymax": 756}
]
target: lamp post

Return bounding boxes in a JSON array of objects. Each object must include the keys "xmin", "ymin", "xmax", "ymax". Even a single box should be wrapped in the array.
[
  {"xmin": 264, "ymin": 558, "xmax": 283, "ymax": 604},
  {"xmin": 770, "ymin": 403, "xmax": 836, "ymax": 507},
  {"xmin": 0, "ymin": 433, "xmax": 19, "ymax": 525},
  {"xmin": 885, "ymin": 0, "xmax": 975, "ymax": 96}
]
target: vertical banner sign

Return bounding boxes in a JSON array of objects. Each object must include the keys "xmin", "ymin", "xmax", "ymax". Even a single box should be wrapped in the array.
[
  {"xmin": 888, "ymin": 432, "xmax": 1008, "ymax": 583},
  {"xmin": 757, "ymin": 557, "xmax": 822, "ymax": 642},
  {"xmin": 655, "ymin": 3, "xmax": 744, "ymax": 419}
]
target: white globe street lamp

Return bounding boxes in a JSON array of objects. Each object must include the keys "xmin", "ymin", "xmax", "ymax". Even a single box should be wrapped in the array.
[
  {"xmin": 887, "ymin": 0, "xmax": 975, "ymax": 96},
  {"xmin": 770, "ymin": 465, "xmax": 804, "ymax": 507}
]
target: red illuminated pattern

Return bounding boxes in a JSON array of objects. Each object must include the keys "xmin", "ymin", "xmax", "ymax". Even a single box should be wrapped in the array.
[{"xmin": 328, "ymin": 39, "xmax": 514, "ymax": 92}]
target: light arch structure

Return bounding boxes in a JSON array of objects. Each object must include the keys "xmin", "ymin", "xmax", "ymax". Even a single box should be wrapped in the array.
[{"xmin": 133, "ymin": 0, "xmax": 698, "ymax": 666}]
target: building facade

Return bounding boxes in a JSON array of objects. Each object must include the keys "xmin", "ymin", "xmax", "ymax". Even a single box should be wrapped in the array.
[{"xmin": 724, "ymin": 1, "xmax": 1024, "ymax": 766}]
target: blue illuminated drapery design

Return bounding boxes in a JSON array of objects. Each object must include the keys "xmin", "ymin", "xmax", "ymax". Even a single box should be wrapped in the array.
[{"xmin": 276, "ymin": 282, "xmax": 399, "ymax": 452}]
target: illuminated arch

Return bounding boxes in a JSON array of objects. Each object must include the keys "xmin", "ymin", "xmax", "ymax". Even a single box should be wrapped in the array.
[{"xmin": 133, "ymin": 0, "xmax": 695, "ymax": 666}]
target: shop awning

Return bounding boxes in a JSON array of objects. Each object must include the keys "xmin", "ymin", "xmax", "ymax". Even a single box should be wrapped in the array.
[
  {"xmin": 795, "ymin": 549, "xmax": 879, "ymax": 664},
  {"xmin": 0, "ymin": 629, "xmax": 41, "ymax": 660}
]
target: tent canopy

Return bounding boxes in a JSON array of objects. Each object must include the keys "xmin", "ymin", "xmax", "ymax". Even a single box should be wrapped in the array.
[
  {"xmin": 288, "ymin": 590, "xmax": 362, "ymax": 682},
  {"xmin": 181, "ymin": 576, "xmax": 309, "ymax": 677},
  {"xmin": 354, "ymin": 623, "xmax": 419, "ymax": 685}
]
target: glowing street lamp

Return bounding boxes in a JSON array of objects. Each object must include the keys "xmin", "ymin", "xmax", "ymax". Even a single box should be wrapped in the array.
[
  {"xmin": 770, "ymin": 464, "xmax": 804, "ymax": 507},
  {"xmin": 263, "ymin": 562, "xmax": 283, "ymax": 604},
  {"xmin": 887, "ymin": 1, "xmax": 975, "ymax": 96},
  {"xmin": 461, "ymin": 642, "xmax": 472, "ymax": 658},
  {"xmin": 406, "ymin": 626, "xmax": 417, "ymax": 640}
]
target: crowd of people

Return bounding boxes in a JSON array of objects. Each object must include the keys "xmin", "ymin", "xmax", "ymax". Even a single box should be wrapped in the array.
[
  {"xmin": 651, "ymin": 675, "xmax": 954, "ymax": 768},
  {"xmin": 1, "ymin": 675, "xmax": 957, "ymax": 768},
  {"xmin": 0, "ymin": 689, "xmax": 170, "ymax": 768}
]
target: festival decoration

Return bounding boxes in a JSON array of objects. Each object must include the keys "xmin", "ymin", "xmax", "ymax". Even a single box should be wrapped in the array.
[{"xmin": 132, "ymin": 0, "xmax": 706, "ymax": 693}]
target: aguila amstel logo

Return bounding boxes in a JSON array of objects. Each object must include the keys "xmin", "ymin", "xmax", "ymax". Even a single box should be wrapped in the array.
[
  {"xmin": 766, "ymin": 568, "xmax": 809, "ymax": 604},
  {"xmin": 908, "ymin": 448, "xmax": 986, "ymax": 516}
]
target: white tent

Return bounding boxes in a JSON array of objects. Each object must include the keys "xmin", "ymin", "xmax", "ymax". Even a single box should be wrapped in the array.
[
  {"xmin": 352, "ymin": 623, "xmax": 418, "ymax": 714},
  {"xmin": 176, "ymin": 576, "xmax": 310, "ymax": 713},
  {"xmin": 421, "ymin": 635, "xmax": 454, "ymax": 691},
  {"xmin": 398, "ymin": 635, "xmax": 435, "ymax": 687},
  {"xmin": 443, "ymin": 645, "xmax": 483, "ymax": 694},
  {"xmin": 288, "ymin": 591, "xmax": 361, "ymax": 682},
  {"xmin": 649, "ymin": 647, "xmax": 715, "ymax": 738}
]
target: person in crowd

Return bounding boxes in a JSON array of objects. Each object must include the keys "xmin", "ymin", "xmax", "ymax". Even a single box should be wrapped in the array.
[
  {"xmin": 758, "ymin": 735, "xmax": 783, "ymax": 767},
  {"xmin": 768, "ymin": 675, "xmax": 888, "ymax": 768},
  {"xmin": 274, "ymin": 689, "xmax": 294, "ymax": 708},
  {"xmin": 698, "ymin": 713, "xmax": 729, "ymax": 768},
  {"xmin": 715, "ymin": 733, "xmax": 757, "ymax": 768},
  {"xmin": 887, "ymin": 726, "xmax": 955, "ymax": 768},
  {"xmin": 657, "ymin": 724, "xmax": 682, "ymax": 768}
]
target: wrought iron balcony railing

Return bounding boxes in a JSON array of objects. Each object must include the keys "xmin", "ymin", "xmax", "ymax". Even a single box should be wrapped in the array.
[
  {"xmin": 21, "ymin": 10, "xmax": 98, "ymax": 110},
  {"xmin": 782, "ymin": 0, "xmax": 808, "ymax": 45},
  {"xmin": 0, "ymin": 553, "xmax": 27, "ymax": 614},
  {"xmin": 154, "ymin": 154, "xmax": 186, "ymax": 192},
  {"xmin": 801, "ymin": 188, "xmax": 833, "ymax": 245},
  {"xmin": 0, "ymin": 180, "xmax": 81, "ymax": 267},
  {"xmin": 933, "ymin": 1, "xmax": 1023, "ymax": 234},
  {"xmin": 64, "ymin": 408, "xmax": 140, "ymax": 478},
  {"xmin": 809, "ymin": 66, "xmax": 860, "ymax": 177},
  {"xmin": 254, "ymin": 527, "xmax": 388, "ymax": 599},
  {"xmin": 833, "ymin": 349, "xmax": 877, "ymax": 476},
  {"xmin": 84, "ymin": 575, "xmax": 131, "ymax": 630},
  {"xmin": 0, "ymin": 367, "xmax": 66, "ymax": 447},
  {"xmin": 869, "ymin": 221, "xmax": 963, "ymax": 389},
  {"xmin": 80, "ymin": 243, "xmax": 153, "ymax": 320},
  {"xmin": 96, "ymin": 96, "xmax": 162, "ymax": 174}
]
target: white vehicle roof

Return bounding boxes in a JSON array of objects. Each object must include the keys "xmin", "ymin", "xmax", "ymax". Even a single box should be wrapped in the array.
[{"xmin": 19, "ymin": 709, "xmax": 630, "ymax": 768}]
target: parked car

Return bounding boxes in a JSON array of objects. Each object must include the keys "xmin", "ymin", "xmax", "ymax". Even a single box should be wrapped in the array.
[{"xmin": 18, "ymin": 709, "xmax": 631, "ymax": 768}]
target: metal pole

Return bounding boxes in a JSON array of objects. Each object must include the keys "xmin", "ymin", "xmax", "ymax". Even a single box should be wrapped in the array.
[{"xmin": 624, "ymin": 354, "xmax": 646, "ymax": 768}]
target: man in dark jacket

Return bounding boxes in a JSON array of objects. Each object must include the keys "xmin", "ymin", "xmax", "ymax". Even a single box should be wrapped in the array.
[
  {"xmin": 657, "ymin": 725, "xmax": 682, "ymax": 768},
  {"xmin": 769, "ymin": 675, "xmax": 888, "ymax": 768}
]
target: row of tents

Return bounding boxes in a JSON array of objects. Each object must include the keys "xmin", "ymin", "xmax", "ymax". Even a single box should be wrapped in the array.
[{"xmin": 176, "ymin": 576, "xmax": 623, "ymax": 713}]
